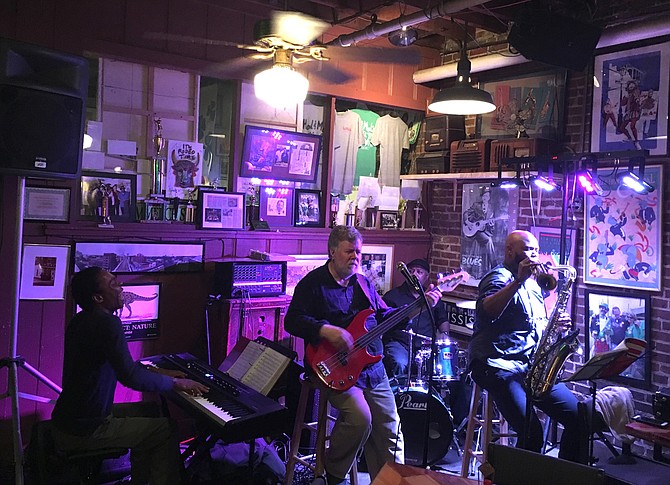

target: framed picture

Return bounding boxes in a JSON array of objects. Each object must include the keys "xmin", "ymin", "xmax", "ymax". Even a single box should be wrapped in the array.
[
  {"xmin": 197, "ymin": 189, "xmax": 245, "ymax": 230},
  {"xmin": 80, "ymin": 171, "xmax": 136, "ymax": 222},
  {"xmin": 166, "ymin": 140, "xmax": 204, "ymax": 199},
  {"xmin": 379, "ymin": 211, "xmax": 399, "ymax": 230},
  {"xmin": 20, "ymin": 244, "xmax": 70, "ymax": 300},
  {"xmin": 477, "ymin": 69, "xmax": 567, "ymax": 140},
  {"xmin": 591, "ymin": 41, "xmax": 670, "ymax": 156},
  {"xmin": 286, "ymin": 254, "xmax": 329, "ymax": 296},
  {"xmin": 294, "ymin": 189, "xmax": 323, "ymax": 227},
  {"xmin": 461, "ymin": 184, "xmax": 519, "ymax": 285},
  {"xmin": 240, "ymin": 125, "xmax": 322, "ymax": 183},
  {"xmin": 584, "ymin": 289, "xmax": 651, "ymax": 388},
  {"xmin": 24, "ymin": 187, "xmax": 71, "ymax": 222},
  {"xmin": 259, "ymin": 187, "xmax": 294, "ymax": 227},
  {"xmin": 530, "ymin": 226, "xmax": 576, "ymax": 313},
  {"xmin": 583, "ymin": 164, "xmax": 662, "ymax": 291},
  {"xmin": 74, "ymin": 241, "xmax": 204, "ymax": 273},
  {"xmin": 360, "ymin": 244, "xmax": 394, "ymax": 295}
]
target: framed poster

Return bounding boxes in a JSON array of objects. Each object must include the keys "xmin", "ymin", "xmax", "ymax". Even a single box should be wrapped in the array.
[
  {"xmin": 461, "ymin": 184, "xmax": 519, "ymax": 285},
  {"xmin": 583, "ymin": 165, "xmax": 662, "ymax": 291},
  {"xmin": 379, "ymin": 211, "xmax": 399, "ymax": 229},
  {"xmin": 74, "ymin": 241, "xmax": 204, "ymax": 273},
  {"xmin": 530, "ymin": 226, "xmax": 576, "ymax": 313},
  {"xmin": 166, "ymin": 140, "xmax": 204, "ymax": 199},
  {"xmin": 360, "ymin": 244, "xmax": 394, "ymax": 295},
  {"xmin": 286, "ymin": 255, "xmax": 329, "ymax": 296},
  {"xmin": 24, "ymin": 187, "xmax": 70, "ymax": 222},
  {"xmin": 20, "ymin": 244, "xmax": 70, "ymax": 300},
  {"xmin": 591, "ymin": 41, "xmax": 670, "ymax": 156},
  {"xmin": 584, "ymin": 289, "xmax": 651, "ymax": 388},
  {"xmin": 294, "ymin": 189, "xmax": 323, "ymax": 227},
  {"xmin": 259, "ymin": 187, "xmax": 294, "ymax": 227},
  {"xmin": 117, "ymin": 283, "xmax": 161, "ymax": 341},
  {"xmin": 80, "ymin": 171, "xmax": 136, "ymax": 222},
  {"xmin": 477, "ymin": 70, "xmax": 567, "ymax": 140},
  {"xmin": 197, "ymin": 190, "xmax": 246, "ymax": 230}
]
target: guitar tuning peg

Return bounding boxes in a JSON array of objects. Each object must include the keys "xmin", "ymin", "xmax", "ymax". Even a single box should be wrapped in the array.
[{"xmin": 437, "ymin": 272, "xmax": 444, "ymax": 279}]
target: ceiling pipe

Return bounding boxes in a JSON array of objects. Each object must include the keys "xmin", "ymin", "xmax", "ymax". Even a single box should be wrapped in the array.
[
  {"xmin": 327, "ymin": 0, "xmax": 491, "ymax": 47},
  {"xmin": 413, "ymin": 14, "xmax": 670, "ymax": 84}
]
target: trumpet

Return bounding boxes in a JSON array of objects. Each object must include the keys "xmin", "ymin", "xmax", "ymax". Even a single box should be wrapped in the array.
[{"xmin": 532, "ymin": 262, "xmax": 558, "ymax": 292}]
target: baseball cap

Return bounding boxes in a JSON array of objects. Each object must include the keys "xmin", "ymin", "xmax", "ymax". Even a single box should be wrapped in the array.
[
  {"xmin": 407, "ymin": 258, "xmax": 430, "ymax": 273},
  {"xmin": 599, "ymin": 303, "xmax": 609, "ymax": 310}
]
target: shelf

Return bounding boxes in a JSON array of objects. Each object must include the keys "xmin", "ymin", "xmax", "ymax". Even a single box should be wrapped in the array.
[{"xmin": 401, "ymin": 171, "xmax": 517, "ymax": 181}]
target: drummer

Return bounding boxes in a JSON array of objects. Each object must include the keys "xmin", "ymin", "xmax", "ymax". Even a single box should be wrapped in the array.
[{"xmin": 382, "ymin": 258, "xmax": 450, "ymax": 385}]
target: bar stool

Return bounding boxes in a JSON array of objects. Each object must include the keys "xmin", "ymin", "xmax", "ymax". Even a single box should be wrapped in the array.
[
  {"xmin": 460, "ymin": 379, "xmax": 513, "ymax": 478},
  {"xmin": 284, "ymin": 373, "xmax": 358, "ymax": 485}
]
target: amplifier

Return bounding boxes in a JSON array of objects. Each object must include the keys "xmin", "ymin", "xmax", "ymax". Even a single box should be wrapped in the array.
[
  {"xmin": 415, "ymin": 151, "xmax": 449, "ymax": 174},
  {"xmin": 423, "ymin": 115, "xmax": 466, "ymax": 152},
  {"xmin": 653, "ymin": 390, "xmax": 670, "ymax": 421},
  {"xmin": 489, "ymin": 138, "xmax": 562, "ymax": 171},
  {"xmin": 213, "ymin": 260, "xmax": 286, "ymax": 298},
  {"xmin": 449, "ymin": 139, "xmax": 491, "ymax": 173}
]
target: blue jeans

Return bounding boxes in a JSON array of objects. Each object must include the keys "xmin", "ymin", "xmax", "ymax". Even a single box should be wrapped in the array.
[{"xmin": 471, "ymin": 361, "xmax": 581, "ymax": 462}]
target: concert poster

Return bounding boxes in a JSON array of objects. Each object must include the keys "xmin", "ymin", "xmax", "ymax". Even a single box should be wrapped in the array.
[{"xmin": 460, "ymin": 184, "xmax": 519, "ymax": 285}]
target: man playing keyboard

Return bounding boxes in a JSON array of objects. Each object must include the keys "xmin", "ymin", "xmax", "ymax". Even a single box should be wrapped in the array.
[{"xmin": 51, "ymin": 267, "xmax": 208, "ymax": 485}]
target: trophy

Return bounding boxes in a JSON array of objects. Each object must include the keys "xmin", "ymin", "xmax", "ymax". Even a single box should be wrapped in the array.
[{"xmin": 151, "ymin": 118, "xmax": 166, "ymax": 195}]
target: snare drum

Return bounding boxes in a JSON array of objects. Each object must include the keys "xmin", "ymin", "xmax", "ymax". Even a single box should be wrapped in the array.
[{"xmin": 415, "ymin": 339, "xmax": 460, "ymax": 383}]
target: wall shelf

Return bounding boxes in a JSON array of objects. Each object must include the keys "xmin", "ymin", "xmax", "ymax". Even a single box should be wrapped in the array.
[{"xmin": 401, "ymin": 171, "xmax": 517, "ymax": 181}]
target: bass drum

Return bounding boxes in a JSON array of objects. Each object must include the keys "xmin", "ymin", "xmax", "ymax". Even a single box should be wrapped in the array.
[{"xmin": 395, "ymin": 389, "xmax": 453, "ymax": 466}]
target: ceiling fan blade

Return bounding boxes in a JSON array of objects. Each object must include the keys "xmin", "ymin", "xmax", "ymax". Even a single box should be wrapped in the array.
[
  {"xmin": 273, "ymin": 11, "xmax": 330, "ymax": 47},
  {"xmin": 204, "ymin": 55, "xmax": 268, "ymax": 79},
  {"xmin": 144, "ymin": 32, "xmax": 268, "ymax": 52},
  {"xmin": 302, "ymin": 61, "xmax": 355, "ymax": 85},
  {"xmin": 327, "ymin": 45, "xmax": 421, "ymax": 65}
]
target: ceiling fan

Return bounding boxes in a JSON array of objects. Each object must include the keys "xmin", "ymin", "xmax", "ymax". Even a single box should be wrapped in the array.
[{"xmin": 146, "ymin": 11, "xmax": 420, "ymax": 108}]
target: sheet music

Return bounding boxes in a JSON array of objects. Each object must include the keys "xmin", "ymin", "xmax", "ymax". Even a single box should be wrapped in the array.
[
  {"xmin": 226, "ymin": 341, "xmax": 265, "ymax": 381},
  {"xmin": 226, "ymin": 340, "xmax": 291, "ymax": 395}
]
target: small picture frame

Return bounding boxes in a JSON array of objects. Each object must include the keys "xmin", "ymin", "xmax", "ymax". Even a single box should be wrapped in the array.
[
  {"xmin": 294, "ymin": 189, "xmax": 323, "ymax": 227},
  {"xmin": 379, "ymin": 211, "xmax": 399, "ymax": 229},
  {"xmin": 80, "ymin": 171, "xmax": 136, "ymax": 222},
  {"xmin": 259, "ymin": 187, "xmax": 294, "ymax": 227},
  {"xmin": 197, "ymin": 190, "xmax": 246, "ymax": 230},
  {"xmin": 24, "ymin": 187, "xmax": 70, "ymax": 222},
  {"xmin": 20, "ymin": 244, "xmax": 71, "ymax": 300}
]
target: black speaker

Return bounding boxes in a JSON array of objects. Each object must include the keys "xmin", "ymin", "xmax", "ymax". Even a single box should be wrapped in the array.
[
  {"xmin": 508, "ymin": 7, "xmax": 602, "ymax": 71},
  {"xmin": 0, "ymin": 37, "xmax": 88, "ymax": 179}
]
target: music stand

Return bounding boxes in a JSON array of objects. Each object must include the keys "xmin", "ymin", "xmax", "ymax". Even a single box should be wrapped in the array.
[{"xmin": 562, "ymin": 338, "xmax": 646, "ymax": 464}]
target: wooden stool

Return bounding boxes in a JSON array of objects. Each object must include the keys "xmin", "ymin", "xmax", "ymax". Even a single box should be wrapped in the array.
[
  {"xmin": 459, "ymin": 380, "xmax": 512, "ymax": 478},
  {"xmin": 284, "ymin": 373, "xmax": 358, "ymax": 485}
]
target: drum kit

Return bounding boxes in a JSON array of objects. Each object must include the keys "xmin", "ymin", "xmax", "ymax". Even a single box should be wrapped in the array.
[{"xmin": 393, "ymin": 330, "xmax": 470, "ymax": 466}]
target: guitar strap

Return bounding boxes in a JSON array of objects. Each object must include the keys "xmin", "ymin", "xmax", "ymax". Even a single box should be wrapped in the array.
[{"xmin": 356, "ymin": 273, "xmax": 378, "ymax": 310}]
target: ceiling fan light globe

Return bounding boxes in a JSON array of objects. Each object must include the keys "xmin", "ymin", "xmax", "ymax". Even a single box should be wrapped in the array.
[
  {"xmin": 428, "ymin": 85, "xmax": 496, "ymax": 115},
  {"xmin": 254, "ymin": 65, "xmax": 309, "ymax": 109}
]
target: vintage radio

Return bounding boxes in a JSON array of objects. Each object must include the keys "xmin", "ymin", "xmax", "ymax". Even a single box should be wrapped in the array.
[
  {"xmin": 415, "ymin": 151, "xmax": 449, "ymax": 174},
  {"xmin": 653, "ymin": 390, "xmax": 670, "ymax": 421},
  {"xmin": 489, "ymin": 138, "xmax": 562, "ymax": 171},
  {"xmin": 213, "ymin": 260, "xmax": 286, "ymax": 298},
  {"xmin": 449, "ymin": 139, "xmax": 491, "ymax": 173},
  {"xmin": 424, "ymin": 115, "xmax": 466, "ymax": 152}
]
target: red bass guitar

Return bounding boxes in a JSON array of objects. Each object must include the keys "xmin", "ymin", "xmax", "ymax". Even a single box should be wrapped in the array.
[{"xmin": 305, "ymin": 270, "xmax": 469, "ymax": 391}]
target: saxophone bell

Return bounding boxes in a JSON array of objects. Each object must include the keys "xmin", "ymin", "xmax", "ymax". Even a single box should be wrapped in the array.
[{"xmin": 532, "ymin": 262, "xmax": 558, "ymax": 292}]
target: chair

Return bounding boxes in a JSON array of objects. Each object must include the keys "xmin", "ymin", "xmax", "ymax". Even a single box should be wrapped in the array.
[{"xmin": 284, "ymin": 373, "xmax": 358, "ymax": 485}]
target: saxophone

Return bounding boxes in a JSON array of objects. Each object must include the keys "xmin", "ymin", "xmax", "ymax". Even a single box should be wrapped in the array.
[{"xmin": 527, "ymin": 264, "xmax": 580, "ymax": 400}]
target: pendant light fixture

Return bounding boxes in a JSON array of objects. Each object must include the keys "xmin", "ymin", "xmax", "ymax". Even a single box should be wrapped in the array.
[
  {"xmin": 254, "ymin": 49, "xmax": 309, "ymax": 110},
  {"xmin": 428, "ymin": 41, "xmax": 496, "ymax": 116}
]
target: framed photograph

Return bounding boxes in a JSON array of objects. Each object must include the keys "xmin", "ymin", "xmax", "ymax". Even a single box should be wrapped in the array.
[
  {"xmin": 584, "ymin": 289, "xmax": 651, "ymax": 388},
  {"xmin": 530, "ymin": 226, "xmax": 576, "ymax": 313},
  {"xmin": 24, "ymin": 187, "xmax": 70, "ymax": 222},
  {"xmin": 461, "ymin": 184, "xmax": 519, "ymax": 285},
  {"xmin": 286, "ymin": 255, "xmax": 329, "ymax": 296},
  {"xmin": 80, "ymin": 171, "xmax": 136, "ymax": 222},
  {"xmin": 360, "ymin": 244, "xmax": 394, "ymax": 295},
  {"xmin": 74, "ymin": 241, "xmax": 204, "ymax": 273},
  {"xmin": 477, "ymin": 69, "xmax": 567, "ymax": 140},
  {"xmin": 591, "ymin": 41, "xmax": 670, "ymax": 156},
  {"xmin": 259, "ymin": 187, "xmax": 294, "ymax": 227},
  {"xmin": 379, "ymin": 211, "xmax": 399, "ymax": 230},
  {"xmin": 583, "ymin": 164, "xmax": 662, "ymax": 291},
  {"xmin": 294, "ymin": 189, "xmax": 323, "ymax": 227},
  {"xmin": 198, "ymin": 189, "xmax": 245, "ymax": 230},
  {"xmin": 240, "ymin": 125, "xmax": 322, "ymax": 183},
  {"xmin": 20, "ymin": 244, "xmax": 70, "ymax": 300}
]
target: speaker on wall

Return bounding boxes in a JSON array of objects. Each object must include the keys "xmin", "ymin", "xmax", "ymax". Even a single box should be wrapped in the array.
[
  {"xmin": 0, "ymin": 37, "xmax": 88, "ymax": 179},
  {"xmin": 508, "ymin": 7, "xmax": 602, "ymax": 71}
]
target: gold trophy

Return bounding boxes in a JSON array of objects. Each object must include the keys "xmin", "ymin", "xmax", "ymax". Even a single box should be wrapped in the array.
[{"xmin": 151, "ymin": 118, "xmax": 166, "ymax": 195}]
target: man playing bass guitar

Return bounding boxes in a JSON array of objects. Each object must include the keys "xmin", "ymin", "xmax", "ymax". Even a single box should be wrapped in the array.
[{"xmin": 285, "ymin": 226, "xmax": 442, "ymax": 484}]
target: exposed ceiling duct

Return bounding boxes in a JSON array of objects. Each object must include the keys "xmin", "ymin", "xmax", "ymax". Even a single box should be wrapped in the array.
[{"xmin": 326, "ymin": 0, "xmax": 491, "ymax": 47}]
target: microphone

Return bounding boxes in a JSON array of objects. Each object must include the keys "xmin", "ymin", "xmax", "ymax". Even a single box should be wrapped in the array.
[{"xmin": 398, "ymin": 261, "xmax": 421, "ymax": 293}]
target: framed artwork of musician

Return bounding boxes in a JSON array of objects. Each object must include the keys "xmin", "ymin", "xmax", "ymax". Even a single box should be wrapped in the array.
[
  {"xmin": 583, "ymin": 164, "xmax": 662, "ymax": 291},
  {"xmin": 591, "ymin": 41, "xmax": 670, "ymax": 156},
  {"xmin": 461, "ymin": 183, "xmax": 519, "ymax": 286},
  {"xmin": 360, "ymin": 244, "xmax": 394, "ymax": 295},
  {"xmin": 584, "ymin": 289, "xmax": 651, "ymax": 388}
]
